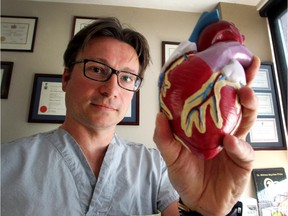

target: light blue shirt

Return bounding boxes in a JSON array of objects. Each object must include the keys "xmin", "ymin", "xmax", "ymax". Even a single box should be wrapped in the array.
[{"xmin": 1, "ymin": 128, "xmax": 179, "ymax": 216}]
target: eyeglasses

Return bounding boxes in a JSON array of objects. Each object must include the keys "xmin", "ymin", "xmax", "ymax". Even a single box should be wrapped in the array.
[{"xmin": 70, "ymin": 59, "xmax": 143, "ymax": 92}]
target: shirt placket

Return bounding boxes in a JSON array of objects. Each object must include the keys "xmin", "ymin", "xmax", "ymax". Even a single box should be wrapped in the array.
[{"xmin": 86, "ymin": 139, "xmax": 124, "ymax": 216}]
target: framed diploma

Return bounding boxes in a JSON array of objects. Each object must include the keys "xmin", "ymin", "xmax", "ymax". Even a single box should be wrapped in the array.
[
  {"xmin": 118, "ymin": 91, "xmax": 139, "ymax": 125},
  {"xmin": 1, "ymin": 61, "xmax": 14, "ymax": 99},
  {"xmin": 1, "ymin": 16, "xmax": 38, "ymax": 52},
  {"xmin": 72, "ymin": 16, "xmax": 99, "ymax": 36},
  {"xmin": 28, "ymin": 74, "xmax": 65, "ymax": 123},
  {"xmin": 246, "ymin": 62, "xmax": 287, "ymax": 150},
  {"xmin": 161, "ymin": 41, "xmax": 179, "ymax": 66}
]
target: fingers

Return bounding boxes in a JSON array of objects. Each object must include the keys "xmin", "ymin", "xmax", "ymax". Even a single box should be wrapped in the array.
[
  {"xmin": 234, "ymin": 86, "xmax": 258, "ymax": 139},
  {"xmin": 153, "ymin": 112, "xmax": 181, "ymax": 166},
  {"xmin": 233, "ymin": 56, "xmax": 259, "ymax": 140},
  {"xmin": 245, "ymin": 56, "xmax": 261, "ymax": 86},
  {"xmin": 229, "ymin": 55, "xmax": 258, "ymax": 164},
  {"xmin": 153, "ymin": 112, "xmax": 173, "ymax": 146}
]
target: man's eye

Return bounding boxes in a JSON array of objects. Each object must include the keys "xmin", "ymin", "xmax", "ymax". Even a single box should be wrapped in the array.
[
  {"xmin": 121, "ymin": 75, "xmax": 134, "ymax": 83},
  {"xmin": 86, "ymin": 65, "xmax": 105, "ymax": 74},
  {"xmin": 92, "ymin": 67, "xmax": 103, "ymax": 73}
]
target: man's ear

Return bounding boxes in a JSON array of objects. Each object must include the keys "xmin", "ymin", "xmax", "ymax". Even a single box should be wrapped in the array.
[{"xmin": 62, "ymin": 67, "xmax": 71, "ymax": 92}]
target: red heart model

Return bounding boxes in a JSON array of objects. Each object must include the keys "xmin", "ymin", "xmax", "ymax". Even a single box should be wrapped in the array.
[{"xmin": 159, "ymin": 21, "xmax": 253, "ymax": 159}]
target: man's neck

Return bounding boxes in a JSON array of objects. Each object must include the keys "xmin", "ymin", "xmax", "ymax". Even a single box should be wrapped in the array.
[{"xmin": 60, "ymin": 120, "xmax": 115, "ymax": 176}]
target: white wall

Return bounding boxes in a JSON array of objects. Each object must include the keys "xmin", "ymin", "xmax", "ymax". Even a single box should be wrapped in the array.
[{"xmin": 1, "ymin": 0, "xmax": 287, "ymax": 198}]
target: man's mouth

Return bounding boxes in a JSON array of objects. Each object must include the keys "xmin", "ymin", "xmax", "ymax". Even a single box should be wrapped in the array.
[{"xmin": 91, "ymin": 102, "xmax": 118, "ymax": 111}]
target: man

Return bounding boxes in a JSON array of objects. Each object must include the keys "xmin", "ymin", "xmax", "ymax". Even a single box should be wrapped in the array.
[{"xmin": 1, "ymin": 17, "xmax": 260, "ymax": 215}]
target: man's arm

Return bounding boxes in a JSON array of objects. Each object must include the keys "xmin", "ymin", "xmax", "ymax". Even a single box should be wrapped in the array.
[
  {"xmin": 162, "ymin": 201, "xmax": 180, "ymax": 216},
  {"xmin": 154, "ymin": 56, "xmax": 260, "ymax": 215}
]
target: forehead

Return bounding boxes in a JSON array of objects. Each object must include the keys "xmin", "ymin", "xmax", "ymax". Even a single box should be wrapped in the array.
[
  {"xmin": 83, "ymin": 37, "xmax": 138, "ymax": 60},
  {"xmin": 78, "ymin": 37, "xmax": 140, "ymax": 72}
]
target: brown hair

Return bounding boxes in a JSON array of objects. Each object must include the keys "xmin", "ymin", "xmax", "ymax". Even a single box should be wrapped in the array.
[{"xmin": 64, "ymin": 17, "xmax": 150, "ymax": 77}]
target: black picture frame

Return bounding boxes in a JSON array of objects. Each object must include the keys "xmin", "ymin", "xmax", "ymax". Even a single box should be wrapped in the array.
[
  {"xmin": 161, "ymin": 41, "xmax": 179, "ymax": 66},
  {"xmin": 72, "ymin": 16, "xmax": 99, "ymax": 36},
  {"xmin": 246, "ymin": 62, "xmax": 287, "ymax": 150},
  {"xmin": 28, "ymin": 74, "xmax": 140, "ymax": 125},
  {"xmin": 1, "ymin": 16, "xmax": 38, "ymax": 52},
  {"xmin": 1, "ymin": 61, "xmax": 14, "ymax": 99},
  {"xmin": 118, "ymin": 91, "xmax": 140, "ymax": 125},
  {"xmin": 28, "ymin": 74, "xmax": 65, "ymax": 123}
]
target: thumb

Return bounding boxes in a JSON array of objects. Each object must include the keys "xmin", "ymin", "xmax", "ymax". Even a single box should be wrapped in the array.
[
  {"xmin": 223, "ymin": 134, "xmax": 254, "ymax": 170},
  {"xmin": 245, "ymin": 56, "xmax": 261, "ymax": 86}
]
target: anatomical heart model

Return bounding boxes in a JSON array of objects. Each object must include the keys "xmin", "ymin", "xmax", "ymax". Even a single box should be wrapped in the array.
[{"xmin": 159, "ymin": 10, "xmax": 253, "ymax": 159}]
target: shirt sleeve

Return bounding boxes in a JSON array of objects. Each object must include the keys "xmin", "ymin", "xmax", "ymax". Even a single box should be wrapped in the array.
[{"xmin": 157, "ymin": 154, "xmax": 180, "ymax": 212}]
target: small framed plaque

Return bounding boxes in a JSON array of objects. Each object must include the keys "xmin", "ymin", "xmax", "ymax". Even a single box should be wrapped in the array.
[{"xmin": 1, "ymin": 16, "xmax": 38, "ymax": 52}]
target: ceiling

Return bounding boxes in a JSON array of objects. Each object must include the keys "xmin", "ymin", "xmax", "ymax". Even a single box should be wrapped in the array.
[{"xmin": 29, "ymin": 0, "xmax": 267, "ymax": 13}]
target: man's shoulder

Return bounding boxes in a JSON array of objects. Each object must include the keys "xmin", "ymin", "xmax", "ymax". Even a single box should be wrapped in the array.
[
  {"xmin": 113, "ymin": 135, "xmax": 162, "ymax": 162},
  {"xmin": 114, "ymin": 135, "xmax": 157, "ymax": 151},
  {"xmin": 1, "ymin": 128, "xmax": 61, "ymax": 153}
]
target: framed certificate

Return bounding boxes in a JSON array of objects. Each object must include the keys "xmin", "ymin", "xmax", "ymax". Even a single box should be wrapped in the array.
[
  {"xmin": 118, "ymin": 91, "xmax": 139, "ymax": 125},
  {"xmin": 161, "ymin": 41, "xmax": 179, "ymax": 66},
  {"xmin": 28, "ymin": 74, "xmax": 65, "ymax": 123},
  {"xmin": 1, "ymin": 16, "xmax": 38, "ymax": 52},
  {"xmin": 246, "ymin": 62, "xmax": 287, "ymax": 150},
  {"xmin": 72, "ymin": 16, "xmax": 99, "ymax": 36}
]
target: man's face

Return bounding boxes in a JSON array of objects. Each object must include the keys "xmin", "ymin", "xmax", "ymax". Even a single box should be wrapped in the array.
[{"xmin": 62, "ymin": 37, "xmax": 140, "ymax": 131}]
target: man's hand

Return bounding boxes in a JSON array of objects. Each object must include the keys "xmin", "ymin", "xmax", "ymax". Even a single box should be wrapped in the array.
[{"xmin": 154, "ymin": 56, "xmax": 260, "ymax": 215}]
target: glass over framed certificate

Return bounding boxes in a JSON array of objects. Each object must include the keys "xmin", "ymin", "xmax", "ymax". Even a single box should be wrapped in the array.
[
  {"xmin": 1, "ymin": 16, "xmax": 38, "ymax": 52},
  {"xmin": 246, "ymin": 62, "xmax": 286, "ymax": 150}
]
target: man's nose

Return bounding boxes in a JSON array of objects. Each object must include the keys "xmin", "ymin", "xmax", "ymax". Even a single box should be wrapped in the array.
[{"xmin": 99, "ymin": 74, "xmax": 119, "ymax": 97}]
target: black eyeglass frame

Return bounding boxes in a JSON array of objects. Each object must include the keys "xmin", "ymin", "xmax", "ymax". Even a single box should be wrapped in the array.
[{"xmin": 69, "ymin": 59, "xmax": 143, "ymax": 92}]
